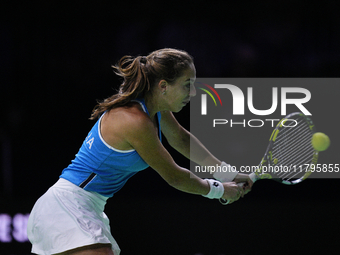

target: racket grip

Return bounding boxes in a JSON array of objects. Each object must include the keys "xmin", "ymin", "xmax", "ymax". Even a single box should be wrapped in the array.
[
  {"xmin": 249, "ymin": 172, "xmax": 257, "ymax": 183},
  {"xmin": 219, "ymin": 173, "xmax": 257, "ymax": 205}
]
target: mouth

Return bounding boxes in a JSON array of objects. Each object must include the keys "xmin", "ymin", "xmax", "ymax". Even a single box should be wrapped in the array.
[{"xmin": 182, "ymin": 97, "xmax": 191, "ymax": 105}]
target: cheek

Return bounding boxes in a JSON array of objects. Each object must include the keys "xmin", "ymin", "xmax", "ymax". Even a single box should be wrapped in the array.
[
  {"xmin": 177, "ymin": 91, "xmax": 187, "ymax": 101},
  {"xmin": 169, "ymin": 94, "xmax": 183, "ymax": 110},
  {"xmin": 170, "ymin": 91, "xmax": 182, "ymax": 101}
]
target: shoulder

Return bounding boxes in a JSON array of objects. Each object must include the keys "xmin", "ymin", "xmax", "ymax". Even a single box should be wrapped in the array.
[
  {"xmin": 105, "ymin": 102, "xmax": 154, "ymax": 134},
  {"xmin": 99, "ymin": 102, "xmax": 155, "ymax": 151}
]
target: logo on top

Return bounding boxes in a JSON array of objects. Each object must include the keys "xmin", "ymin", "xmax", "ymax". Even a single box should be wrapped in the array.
[
  {"xmin": 196, "ymin": 82, "xmax": 222, "ymax": 115},
  {"xmin": 196, "ymin": 82, "xmax": 312, "ymax": 116}
]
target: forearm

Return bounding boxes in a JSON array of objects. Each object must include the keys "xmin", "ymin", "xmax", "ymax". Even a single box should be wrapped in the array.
[
  {"xmin": 170, "ymin": 128, "xmax": 221, "ymax": 167},
  {"xmin": 189, "ymin": 133, "xmax": 222, "ymax": 167},
  {"xmin": 166, "ymin": 126, "xmax": 239, "ymax": 182},
  {"xmin": 167, "ymin": 167, "xmax": 243, "ymax": 202},
  {"xmin": 176, "ymin": 132, "xmax": 239, "ymax": 182},
  {"xmin": 166, "ymin": 166, "xmax": 210, "ymax": 195}
]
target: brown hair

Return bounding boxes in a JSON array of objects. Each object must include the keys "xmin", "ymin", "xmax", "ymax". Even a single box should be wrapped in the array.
[{"xmin": 90, "ymin": 48, "xmax": 194, "ymax": 119}]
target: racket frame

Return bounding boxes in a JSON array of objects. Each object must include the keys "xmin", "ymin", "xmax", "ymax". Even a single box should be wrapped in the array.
[
  {"xmin": 219, "ymin": 112, "xmax": 318, "ymax": 205},
  {"xmin": 254, "ymin": 112, "xmax": 318, "ymax": 185}
]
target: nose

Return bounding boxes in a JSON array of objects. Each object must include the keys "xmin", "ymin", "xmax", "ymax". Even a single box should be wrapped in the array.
[{"xmin": 189, "ymin": 84, "xmax": 196, "ymax": 97}]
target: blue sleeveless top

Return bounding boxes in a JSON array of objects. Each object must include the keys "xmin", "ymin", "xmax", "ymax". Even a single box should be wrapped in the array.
[{"xmin": 60, "ymin": 99, "xmax": 162, "ymax": 197}]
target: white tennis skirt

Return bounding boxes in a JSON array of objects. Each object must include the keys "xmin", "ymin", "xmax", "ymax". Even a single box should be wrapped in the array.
[{"xmin": 27, "ymin": 178, "xmax": 121, "ymax": 255}]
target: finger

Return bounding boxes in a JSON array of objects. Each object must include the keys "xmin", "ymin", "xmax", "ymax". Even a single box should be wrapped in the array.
[
  {"xmin": 239, "ymin": 186, "xmax": 245, "ymax": 198},
  {"xmin": 248, "ymin": 178, "xmax": 254, "ymax": 188},
  {"xmin": 244, "ymin": 185, "xmax": 251, "ymax": 194}
]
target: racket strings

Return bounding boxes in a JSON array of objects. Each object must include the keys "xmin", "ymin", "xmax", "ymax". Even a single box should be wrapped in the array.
[
  {"xmin": 274, "ymin": 118, "xmax": 309, "ymax": 143},
  {"xmin": 275, "ymin": 141, "xmax": 313, "ymax": 171},
  {"xmin": 270, "ymin": 116, "xmax": 315, "ymax": 181},
  {"xmin": 273, "ymin": 126, "xmax": 312, "ymax": 161},
  {"xmin": 275, "ymin": 140, "xmax": 314, "ymax": 179},
  {"xmin": 275, "ymin": 147, "xmax": 314, "ymax": 179},
  {"xmin": 273, "ymin": 118, "xmax": 311, "ymax": 156}
]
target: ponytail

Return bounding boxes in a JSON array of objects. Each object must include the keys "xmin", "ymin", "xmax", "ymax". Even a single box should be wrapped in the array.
[
  {"xmin": 90, "ymin": 48, "xmax": 193, "ymax": 119},
  {"xmin": 90, "ymin": 55, "xmax": 149, "ymax": 119}
]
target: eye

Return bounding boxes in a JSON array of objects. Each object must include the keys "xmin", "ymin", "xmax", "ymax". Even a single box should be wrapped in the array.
[{"xmin": 184, "ymin": 82, "xmax": 191, "ymax": 88}]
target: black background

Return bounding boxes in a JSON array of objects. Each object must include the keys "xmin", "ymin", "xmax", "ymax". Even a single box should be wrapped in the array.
[{"xmin": 1, "ymin": 1, "xmax": 339, "ymax": 255}]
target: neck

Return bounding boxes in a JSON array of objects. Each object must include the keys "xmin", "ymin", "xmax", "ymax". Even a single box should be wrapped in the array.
[{"xmin": 144, "ymin": 92, "xmax": 164, "ymax": 119}]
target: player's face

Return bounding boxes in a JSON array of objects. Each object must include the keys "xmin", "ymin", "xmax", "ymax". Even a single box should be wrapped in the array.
[{"xmin": 165, "ymin": 64, "xmax": 196, "ymax": 112}]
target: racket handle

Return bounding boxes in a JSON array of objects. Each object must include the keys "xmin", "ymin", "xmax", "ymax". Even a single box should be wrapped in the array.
[
  {"xmin": 249, "ymin": 172, "xmax": 258, "ymax": 183},
  {"xmin": 219, "ymin": 173, "xmax": 257, "ymax": 205}
]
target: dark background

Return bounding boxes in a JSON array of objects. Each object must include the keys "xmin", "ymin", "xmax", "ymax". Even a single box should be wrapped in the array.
[{"xmin": 1, "ymin": 1, "xmax": 339, "ymax": 255}]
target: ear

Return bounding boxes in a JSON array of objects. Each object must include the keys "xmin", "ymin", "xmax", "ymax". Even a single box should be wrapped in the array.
[{"xmin": 157, "ymin": 79, "xmax": 168, "ymax": 92}]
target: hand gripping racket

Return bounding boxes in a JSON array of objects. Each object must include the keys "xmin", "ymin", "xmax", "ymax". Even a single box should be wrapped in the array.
[{"xmin": 220, "ymin": 112, "xmax": 319, "ymax": 205}]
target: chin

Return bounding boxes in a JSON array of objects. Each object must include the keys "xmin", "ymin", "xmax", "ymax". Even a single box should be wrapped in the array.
[
  {"xmin": 176, "ymin": 105, "xmax": 187, "ymax": 113},
  {"xmin": 170, "ymin": 102, "xmax": 188, "ymax": 113},
  {"xmin": 171, "ymin": 109, "xmax": 181, "ymax": 113},
  {"xmin": 170, "ymin": 106, "xmax": 182, "ymax": 113}
]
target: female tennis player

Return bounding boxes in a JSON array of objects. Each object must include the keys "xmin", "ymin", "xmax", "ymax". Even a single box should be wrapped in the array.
[{"xmin": 27, "ymin": 48, "xmax": 253, "ymax": 255}]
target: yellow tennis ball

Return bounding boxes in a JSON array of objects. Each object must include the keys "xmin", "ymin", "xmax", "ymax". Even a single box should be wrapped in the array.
[{"xmin": 311, "ymin": 132, "xmax": 330, "ymax": 151}]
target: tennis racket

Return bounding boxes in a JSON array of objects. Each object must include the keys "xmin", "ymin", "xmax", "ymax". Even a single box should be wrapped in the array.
[{"xmin": 220, "ymin": 112, "xmax": 319, "ymax": 205}]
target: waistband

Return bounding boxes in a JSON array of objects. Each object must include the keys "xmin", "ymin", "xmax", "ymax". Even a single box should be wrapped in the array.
[{"xmin": 53, "ymin": 178, "xmax": 109, "ymax": 203}]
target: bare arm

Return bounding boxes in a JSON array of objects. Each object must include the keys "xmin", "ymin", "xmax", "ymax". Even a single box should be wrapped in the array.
[
  {"xmin": 160, "ymin": 111, "xmax": 253, "ymax": 192},
  {"xmin": 160, "ymin": 111, "xmax": 221, "ymax": 167},
  {"xmin": 124, "ymin": 111, "xmax": 210, "ymax": 195},
  {"xmin": 121, "ymin": 111, "xmax": 242, "ymax": 201},
  {"xmin": 101, "ymin": 106, "xmax": 243, "ymax": 201}
]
